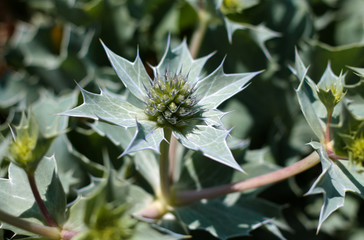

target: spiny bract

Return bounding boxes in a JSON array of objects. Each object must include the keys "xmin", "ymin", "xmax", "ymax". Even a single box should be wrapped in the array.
[{"xmin": 144, "ymin": 72, "xmax": 201, "ymax": 130}]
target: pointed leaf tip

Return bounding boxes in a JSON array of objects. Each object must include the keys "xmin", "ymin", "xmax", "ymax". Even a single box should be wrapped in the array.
[{"xmin": 101, "ymin": 41, "xmax": 151, "ymax": 101}]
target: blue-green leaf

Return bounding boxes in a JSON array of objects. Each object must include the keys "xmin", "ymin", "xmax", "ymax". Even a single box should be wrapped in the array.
[
  {"xmin": 101, "ymin": 41, "xmax": 151, "ymax": 102},
  {"xmin": 121, "ymin": 121, "xmax": 164, "ymax": 156},
  {"xmin": 0, "ymin": 156, "xmax": 66, "ymax": 233},
  {"xmin": 306, "ymin": 142, "xmax": 364, "ymax": 231},
  {"xmin": 175, "ymin": 197, "xmax": 286, "ymax": 240},
  {"xmin": 196, "ymin": 64, "xmax": 260, "ymax": 109},
  {"xmin": 63, "ymin": 87, "xmax": 147, "ymax": 128},
  {"xmin": 293, "ymin": 51, "xmax": 326, "ymax": 142},
  {"xmin": 174, "ymin": 125, "xmax": 243, "ymax": 172},
  {"xmin": 154, "ymin": 39, "xmax": 212, "ymax": 84},
  {"xmin": 90, "ymin": 121, "xmax": 160, "ymax": 191},
  {"xmin": 225, "ymin": 20, "xmax": 280, "ymax": 60}
]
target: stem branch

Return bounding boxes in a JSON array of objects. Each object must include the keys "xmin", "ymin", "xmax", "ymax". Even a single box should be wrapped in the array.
[
  {"xmin": 174, "ymin": 151, "xmax": 320, "ymax": 205},
  {"xmin": 0, "ymin": 209, "xmax": 60, "ymax": 239},
  {"xmin": 189, "ymin": 9, "xmax": 210, "ymax": 58},
  {"xmin": 27, "ymin": 172, "xmax": 57, "ymax": 227},
  {"xmin": 325, "ymin": 109, "xmax": 333, "ymax": 144}
]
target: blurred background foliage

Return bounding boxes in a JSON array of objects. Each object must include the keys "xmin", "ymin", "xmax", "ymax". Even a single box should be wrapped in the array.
[{"xmin": 1, "ymin": 0, "xmax": 364, "ymax": 239}]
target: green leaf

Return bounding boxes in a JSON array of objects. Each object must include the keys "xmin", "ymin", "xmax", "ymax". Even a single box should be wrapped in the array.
[
  {"xmin": 225, "ymin": 19, "xmax": 280, "ymax": 59},
  {"xmin": 0, "ymin": 73, "xmax": 27, "ymax": 109},
  {"xmin": 101, "ymin": 41, "xmax": 151, "ymax": 102},
  {"xmin": 47, "ymin": 134, "xmax": 104, "ymax": 194},
  {"xmin": 306, "ymin": 142, "xmax": 364, "ymax": 231},
  {"xmin": 0, "ymin": 135, "xmax": 10, "ymax": 168},
  {"xmin": 174, "ymin": 125, "xmax": 243, "ymax": 172},
  {"xmin": 33, "ymin": 90, "xmax": 78, "ymax": 137},
  {"xmin": 175, "ymin": 197, "xmax": 285, "ymax": 240},
  {"xmin": 293, "ymin": 51, "xmax": 326, "ymax": 142},
  {"xmin": 0, "ymin": 156, "xmax": 66, "ymax": 233},
  {"xmin": 92, "ymin": 119, "xmax": 164, "ymax": 157},
  {"xmin": 302, "ymin": 41, "xmax": 364, "ymax": 82},
  {"xmin": 90, "ymin": 121, "xmax": 160, "ymax": 191},
  {"xmin": 121, "ymin": 121, "xmax": 164, "ymax": 157},
  {"xmin": 195, "ymin": 64, "xmax": 260, "ymax": 109},
  {"xmin": 63, "ymin": 87, "xmax": 147, "ymax": 128}
]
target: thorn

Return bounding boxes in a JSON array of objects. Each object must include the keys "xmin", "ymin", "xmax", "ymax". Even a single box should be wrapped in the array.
[{"xmin": 9, "ymin": 124, "xmax": 16, "ymax": 141}]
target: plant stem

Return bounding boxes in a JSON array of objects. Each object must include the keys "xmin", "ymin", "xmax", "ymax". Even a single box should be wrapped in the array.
[
  {"xmin": 27, "ymin": 172, "xmax": 58, "ymax": 227},
  {"xmin": 189, "ymin": 8, "xmax": 210, "ymax": 58},
  {"xmin": 173, "ymin": 151, "xmax": 320, "ymax": 205},
  {"xmin": 168, "ymin": 135, "xmax": 178, "ymax": 183},
  {"xmin": 0, "ymin": 209, "xmax": 60, "ymax": 239},
  {"xmin": 159, "ymin": 128, "xmax": 172, "ymax": 204},
  {"xmin": 325, "ymin": 109, "xmax": 333, "ymax": 144}
]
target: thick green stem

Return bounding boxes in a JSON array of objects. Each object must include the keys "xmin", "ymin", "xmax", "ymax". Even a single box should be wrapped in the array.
[
  {"xmin": 159, "ymin": 128, "xmax": 172, "ymax": 204},
  {"xmin": 0, "ymin": 209, "xmax": 60, "ymax": 239},
  {"xmin": 27, "ymin": 172, "xmax": 57, "ymax": 227},
  {"xmin": 173, "ymin": 151, "xmax": 320, "ymax": 205}
]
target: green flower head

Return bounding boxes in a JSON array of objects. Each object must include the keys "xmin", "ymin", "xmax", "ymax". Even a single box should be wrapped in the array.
[
  {"xmin": 332, "ymin": 103, "xmax": 364, "ymax": 167},
  {"xmin": 75, "ymin": 204, "xmax": 136, "ymax": 240},
  {"xmin": 8, "ymin": 112, "xmax": 53, "ymax": 173},
  {"xmin": 316, "ymin": 64, "xmax": 346, "ymax": 112},
  {"xmin": 64, "ymin": 39, "xmax": 260, "ymax": 171},
  {"xmin": 347, "ymin": 133, "xmax": 364, "ymax": 166},
  {"xmin": 144, "ymin": 71, "xmax": 202, "ymax": 130}
]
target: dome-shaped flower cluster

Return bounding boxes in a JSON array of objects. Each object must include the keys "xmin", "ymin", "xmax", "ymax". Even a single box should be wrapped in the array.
[{"xmin": 144, "ymin": 72, "xmax": 201, "ymax": 129}]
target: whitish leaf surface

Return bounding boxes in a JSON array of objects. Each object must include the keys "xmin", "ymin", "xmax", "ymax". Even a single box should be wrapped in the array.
[
  {"xmin": 63, "ymin": 87, "xmax": 147, "ymax": 128},
  {"xmin": 33, "ymin": 90, "xmax": 78, "ymax": 137},
  {"xmin": 175, "ymin": 197, "xmax": 285, "ymax": 240},
  {"xmin": 154, "ymin": 39, "xmax": 212, "ymax": 84},
  {"xmin": 0, "ymin": 156, "xmax": 66, "ymax": 232},
  {"xmin": 174, "ymin": 125, "xmax": 243, "ymax": 172},
  {"xmin": 121, "ymin": 121, "xmax": 164, "ymax": 156},
  {"xmin": 101, "ymin": 41, "xmax": 151, "ymax": 101},
  {"xmin": 90, "ymin": 121, "xmax": 160, "ymax": 192},
  {"xmin": 307, "ymin": 142, "xmax": 364, "ymax": 231},
  {"xmin": 195, "ymin": 65, "xmax": 260, "ymax": 109},
  {"xmin": 293, "ymin": 52, "xmax": 326, "ymax": 141}
]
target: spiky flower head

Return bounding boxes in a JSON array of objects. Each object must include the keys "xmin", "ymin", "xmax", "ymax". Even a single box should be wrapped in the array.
[
  {"xmin": 63, "ymin": 40, "xmax": 260, "ymax": 172},
  {"xmin": 144, "ymin": 72, "xmax": 201, "ymax": 130},
  {"xmin": 76, "ymin": 204, "xmax": 136, "ymax": 240},
  {"xmin": 316, "ymin": 65, "xmax": 346, "ymax": 113}
]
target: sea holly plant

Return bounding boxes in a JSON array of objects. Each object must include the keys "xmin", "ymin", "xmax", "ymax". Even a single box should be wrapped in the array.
[
  {"xmin": 292, "ymin": 51, "xmax": 364, "ymax": 231},
  {"xmin": 63, "ymin": 39, "xmax": 260, "ymax": 206}
]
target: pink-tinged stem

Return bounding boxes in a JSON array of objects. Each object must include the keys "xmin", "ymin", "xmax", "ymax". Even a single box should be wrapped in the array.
[
  {"xmin": 0, "ymin": 209, "xmax": 60, "ymax": 239},
  {"xmin": 27, "ymin": 172, "xmax": 58, "ymax": 227},
  {"xmin": 168, "ymin": 135, "xmax": 178, "ymax": 184},
  {"xmin": 325, "ymin": 110, "xmax": 333, "ymax": 144},
  {"xmin": 173, "ymin": 151, "xmax": 320, "ymax": 205}
]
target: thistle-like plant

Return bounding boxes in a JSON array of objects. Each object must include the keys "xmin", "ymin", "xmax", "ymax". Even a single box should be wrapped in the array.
[{"xmin": 63, "ymin": 39, "xmax": 260, "ymax": 205}]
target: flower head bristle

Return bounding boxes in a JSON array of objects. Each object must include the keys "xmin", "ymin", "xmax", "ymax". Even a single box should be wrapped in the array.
[
  {"xmin": 144, "ymin": 72, "xmax": 201, "ymax": 130},
  {"xmin": 347, "ymin": 133, "xmax": 364, "ymax": 167}
]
